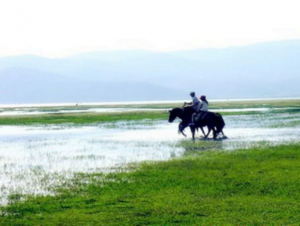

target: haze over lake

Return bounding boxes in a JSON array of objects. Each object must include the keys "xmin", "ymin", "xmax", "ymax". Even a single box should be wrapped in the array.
[{"xmin": 0, "ymin": 40, "xmax": 300, "ymax": 104}]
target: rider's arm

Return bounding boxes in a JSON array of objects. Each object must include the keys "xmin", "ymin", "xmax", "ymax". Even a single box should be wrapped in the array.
[{"xmin": 184, "ymin": 101, "xmax": 193, "ymax": 107}]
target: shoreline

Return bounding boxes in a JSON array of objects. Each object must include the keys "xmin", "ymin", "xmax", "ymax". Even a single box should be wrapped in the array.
[{"xmin": 0, "ymin": 96, "xmax": 300, "ymax": 108}]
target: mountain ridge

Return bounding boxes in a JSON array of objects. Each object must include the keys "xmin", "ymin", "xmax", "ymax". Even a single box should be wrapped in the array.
[{"xmin": 1, "ymin": 39, "xmax": 300, "ymax": 104}]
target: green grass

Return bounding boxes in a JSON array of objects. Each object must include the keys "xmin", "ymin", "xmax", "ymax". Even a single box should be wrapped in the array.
[
  {"xmin": 209, "ymin": 99, "xmax": 300, "ymax": 109},
  {"xmin": 1, "ymin": 98, "xmax": 299, "ymax": 125},
  {"xmin": 0, "ymin": 111, "xmax": 167, "ymax": 125},
  {"xmin": 269, "ymin": 119, "xmax": 300, "ymax": 128},
  {"xmin": 1, "ymin": 143, "xmax": 300, "ymax": 225}
]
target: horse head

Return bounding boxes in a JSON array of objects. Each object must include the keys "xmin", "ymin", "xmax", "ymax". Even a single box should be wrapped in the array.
[{"xmin": 168, "ymin": 108, "xmax": 182, "ymax": 123}]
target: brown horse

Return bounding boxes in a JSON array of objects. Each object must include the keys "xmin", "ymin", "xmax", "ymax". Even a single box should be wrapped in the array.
[{"xmin": 168, "ymin": 107, "xmax": 225, "ymax": 139}]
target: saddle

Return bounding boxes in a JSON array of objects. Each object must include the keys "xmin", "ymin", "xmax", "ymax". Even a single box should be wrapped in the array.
[{"xmin": 195, "ymin": 111, "xmax": 208, "ymax": 122}]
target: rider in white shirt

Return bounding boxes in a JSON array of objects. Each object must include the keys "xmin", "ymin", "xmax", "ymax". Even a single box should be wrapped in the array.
[{"xmin": 184, "ymin": 91, "xmax": 200, "ymax": 111}]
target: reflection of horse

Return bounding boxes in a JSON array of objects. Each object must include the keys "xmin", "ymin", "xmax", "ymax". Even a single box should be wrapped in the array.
[{"xmin": 168, "ymin": 107, "xmax": 225, "ymax": 139}]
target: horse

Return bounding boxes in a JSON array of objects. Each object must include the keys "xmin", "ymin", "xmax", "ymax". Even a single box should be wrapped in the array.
[
  {"xmin": 168, "ymin": 107, "xmax": 225, "ymax": 140},
  {"xmin": 168, "ymin": 107, "xmax": 202, "ymax": 137}
]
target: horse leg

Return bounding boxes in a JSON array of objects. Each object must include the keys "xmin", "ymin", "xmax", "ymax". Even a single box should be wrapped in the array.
[
  {"xmin": 200, "ymin": 127, "xmax": 206, "ymax": 137},
  {"xmin": 190, "ymin": 126, "xmax": 196, "ymax": 140},
  {"xmin": 220, "ymin": 130, "xmax": 227, "ymax": 138},
  {"xmin": 178, "ymin": 122, "xmax": 187, "ymax": 137},
  {"xmin": 213, "ymin": 127, "xmax": 220, "ymax": 138},
  {"xmin": 213, "ymin": 129, "xmax": 217, "ymax": 139},
  {"xmin": 215, "ymin": 126, "xmax": 225, "ymax": 138},
  {"xmin": 205, "ymin": 127, "xmax": 211, "ymax": 138}
]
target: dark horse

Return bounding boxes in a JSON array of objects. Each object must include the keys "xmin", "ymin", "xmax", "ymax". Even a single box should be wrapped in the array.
[{"xmin": 168, "ymin": 107, "xmax": 225, "ymax": 140}]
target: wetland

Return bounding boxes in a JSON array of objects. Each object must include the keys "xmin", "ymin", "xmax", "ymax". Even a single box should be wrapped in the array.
[{"xmin": 0, "ymin": 98, "xmax": 300, "ymax": 225}]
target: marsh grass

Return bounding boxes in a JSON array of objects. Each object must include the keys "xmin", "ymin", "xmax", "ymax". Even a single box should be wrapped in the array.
[
  {"xmin": 0, "ymin": 111, "xmax": 167, "ymax": 125},
  {"xmin": 0, "ymin": 108, "xmax": 293, "ymax": 125},
  {"xmin": 1, "ymin": 143, "xmax": 300, "ymax": 225},
  {"xmin": 1, "ymin": 99, "xmax": 299, "ymax": 125},
  {"xmin": 269, "ymin": 119, "xmax": 300, "ymax": 128},
  {"xmin": 210, "ymin": 99, "xmax": 300, "ymax": 109}
]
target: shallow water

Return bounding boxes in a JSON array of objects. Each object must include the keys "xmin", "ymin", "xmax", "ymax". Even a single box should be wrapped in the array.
[
  {"xmin": 0, "ymin": 121, "xmax": 184, "ymax": 205},
  {"xmin": 0, "ymin": 107, "xmax": 271, "ymax": 116},
  {"xmin": 0, "ymin": 112, "xmax": 299, "ymax": 205}
]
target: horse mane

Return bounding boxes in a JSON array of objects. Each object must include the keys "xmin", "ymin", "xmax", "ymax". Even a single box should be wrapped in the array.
[
  {"xmin": 182, "ymin": 107, "xmax": 195, "ymax": 114},
  {"xmin": 179, "ymin": 107, "xmax": 195, "ymax": 122},
  {"xmin": 171, "ymin": 107, "xmax": 195, "ymax": 116}
]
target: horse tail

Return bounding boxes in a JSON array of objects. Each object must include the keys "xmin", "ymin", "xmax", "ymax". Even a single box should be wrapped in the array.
[{"xmin": 215, "ymin": 113, "xmax": 225, "ymax": 132}]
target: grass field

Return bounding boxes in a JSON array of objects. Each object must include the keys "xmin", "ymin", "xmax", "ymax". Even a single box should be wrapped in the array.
[
  {"xmin": 1, "ymin": 99, "xmax": 299, "ymax": 125},
  {"xmin": 1, "ymin": 143, "xmax": 300, "ymax": 225},
  {"xmin": 0, "ymin": 98, "xmax": 300, "ymax": 225},
  {"xmin": 0, "ymin": 111, "xmax": 167, "ymax": 125}
]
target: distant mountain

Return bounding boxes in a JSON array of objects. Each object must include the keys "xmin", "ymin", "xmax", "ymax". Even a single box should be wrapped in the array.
[
  {"xmin": 0, "ymin": 67, "xmax": 184, "ymax": 104},
  {"xmin": 0, "ymin": 39, "xmax": 300, "ymax": 104}
]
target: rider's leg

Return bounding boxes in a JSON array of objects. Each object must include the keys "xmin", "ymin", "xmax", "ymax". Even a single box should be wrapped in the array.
[{"xmin": 189, "ymin": 113, "xmax": 196, "ymax": 126}]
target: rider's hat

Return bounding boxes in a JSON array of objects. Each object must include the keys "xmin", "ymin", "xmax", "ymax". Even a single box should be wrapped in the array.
[
  {"xmin": 190, "ymin": 92, "xmax": 195, "ymax": 96},
  {"xmin": 200, "ymin": 95, "xmax": 206, "ymax": 100}
]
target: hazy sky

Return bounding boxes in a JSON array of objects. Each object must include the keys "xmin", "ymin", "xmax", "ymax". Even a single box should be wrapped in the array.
[{"xmin": 1, "ymin": 0, "xmax": 300, "ymax": 58}]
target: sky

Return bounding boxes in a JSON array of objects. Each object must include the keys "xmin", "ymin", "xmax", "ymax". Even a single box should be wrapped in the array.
[{"xmin": 0, "ymin": 0, "xmax": 300, "ymax": 58}]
